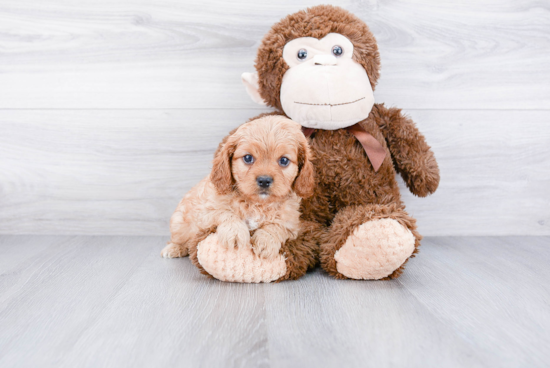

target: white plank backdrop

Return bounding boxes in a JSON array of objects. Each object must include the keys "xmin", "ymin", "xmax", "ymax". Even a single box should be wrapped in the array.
[{"xmin": 0, "ymin": 0, "xmax": 549, "ymax": 235}]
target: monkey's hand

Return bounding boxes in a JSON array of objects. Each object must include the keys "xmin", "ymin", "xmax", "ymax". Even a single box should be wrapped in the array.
[
  {"xmin": 398, "ymin": 149, "xmax": 440, "ymax": 197},
  {"xmin": 373, "ymin": 103, "xmax": 440, "ymax": 197}
]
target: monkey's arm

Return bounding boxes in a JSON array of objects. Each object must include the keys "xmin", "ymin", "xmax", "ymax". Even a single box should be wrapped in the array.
[{"xmin": 373, "ymin": 104, "xmax": 440, "ymax": 197}]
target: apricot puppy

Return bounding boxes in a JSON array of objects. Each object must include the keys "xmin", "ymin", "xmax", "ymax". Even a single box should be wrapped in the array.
[{"xmin": 161, "ymin": 115, "xmax": 314, "ymax": 260}]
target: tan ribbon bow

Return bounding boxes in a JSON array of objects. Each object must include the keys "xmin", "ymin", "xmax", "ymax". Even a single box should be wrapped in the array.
[{"xmin": 302, "ymin": 123, "xmax": 386, "ymax": 172}]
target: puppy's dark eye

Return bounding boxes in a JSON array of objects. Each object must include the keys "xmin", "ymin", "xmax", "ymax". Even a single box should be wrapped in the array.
[
  {"xmin": 297, "ymin": 49, "xmax": 308, "ymax": 60},
  {"xmin": 332, "ymin": 45, "xmax": 343, "ymax": 57},
  {"xmin": 278, "ymin": 157, "xmax": 290, "ymax": 167},
  {"xmin": 243, "ymin": 154, "xmax": 254, "ymax": 164}
]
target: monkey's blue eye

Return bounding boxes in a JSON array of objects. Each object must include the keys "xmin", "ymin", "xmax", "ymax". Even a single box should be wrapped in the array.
[
  {"xmin": 243, "ymin": 154, "xmax": 254, "ymax": 164},
  {"xmin": 332, "ymin": 45, "xmax": 343, "ymax": 56},
  {"xmin": 278, "ymin": 157, "xmax": 290, "ymax": 167},
  {"xmin": 297, "ymin": 49, "xmax": 308, "ymax": 60}
]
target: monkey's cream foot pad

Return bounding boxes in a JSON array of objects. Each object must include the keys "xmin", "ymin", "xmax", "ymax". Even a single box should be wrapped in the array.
[
  {"xmin": 334, "ymin": 219, "xmax": 415, "ymax": 280},
  {"xmin": 197, "ymin": 234, "xmax": 287, "ymax": 283}
]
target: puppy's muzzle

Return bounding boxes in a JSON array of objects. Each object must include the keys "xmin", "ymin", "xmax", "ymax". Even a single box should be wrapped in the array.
[{"xmin": 256, "ymin": 176, "xmax": 273, "ymax": 189}]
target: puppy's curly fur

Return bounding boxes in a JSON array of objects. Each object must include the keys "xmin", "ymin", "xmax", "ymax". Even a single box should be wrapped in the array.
[{"xmin": 161, "ymin": 115, "xmax": 315, "ymax": 261}]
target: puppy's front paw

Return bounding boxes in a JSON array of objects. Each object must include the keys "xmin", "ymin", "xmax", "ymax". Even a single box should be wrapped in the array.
[
  {"xmin": 217, "ymin": 222, "xmax": 251, "ymax": 250},
  {"xmin": 251, "ymin": 230, "xmax": 281, "ymax": 260}
]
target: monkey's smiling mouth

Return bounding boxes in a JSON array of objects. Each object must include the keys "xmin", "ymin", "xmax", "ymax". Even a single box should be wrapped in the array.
[{"xmin": 294, "ymin": 97, "xmax": 365, "ymax": 107}]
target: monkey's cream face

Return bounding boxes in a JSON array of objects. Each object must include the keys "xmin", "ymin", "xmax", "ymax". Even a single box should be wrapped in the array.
[{"xmin": 280, "ymin": 33, "xmax": 374, "ymax": 130}]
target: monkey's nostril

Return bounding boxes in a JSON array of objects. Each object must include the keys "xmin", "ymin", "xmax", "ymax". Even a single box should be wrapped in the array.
[{"xmin": 256, "ymin": 176, "xmax": 273, "ymax": 188}]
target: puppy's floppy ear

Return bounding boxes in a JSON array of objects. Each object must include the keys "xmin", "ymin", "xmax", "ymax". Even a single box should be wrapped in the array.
[
  {"xmin": 211, "ymin": 134, "xmax": 238, "ymax": 195},
  {"xmin": 293, "ymin": 138, "xmax": 315, "ymax": 198}
]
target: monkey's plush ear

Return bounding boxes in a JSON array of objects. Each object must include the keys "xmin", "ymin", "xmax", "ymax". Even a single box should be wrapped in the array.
[{"xmin": 241, "ymin": 72, "xmax": 267, "ymax": 106}]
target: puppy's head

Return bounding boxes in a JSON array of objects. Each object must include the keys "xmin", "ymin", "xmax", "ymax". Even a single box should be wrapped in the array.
[{"xmin": 211, "ymin": 115, "xmax": 315, "ymax": 201}]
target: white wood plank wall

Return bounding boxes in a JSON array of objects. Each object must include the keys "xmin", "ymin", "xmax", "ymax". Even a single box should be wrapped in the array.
[{"xmin": 0, "ymin": 0, "xmax": 549, "ymax": 235}]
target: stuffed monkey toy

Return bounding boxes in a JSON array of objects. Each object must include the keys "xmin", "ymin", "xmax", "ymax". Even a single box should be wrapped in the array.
[
  {"xmin": 183, "ymin": 5, "xmax": 439, "ymax": 282},
  {"xmin": 239, "ymin": 5, "xmax": 440, "ymax": 280}
]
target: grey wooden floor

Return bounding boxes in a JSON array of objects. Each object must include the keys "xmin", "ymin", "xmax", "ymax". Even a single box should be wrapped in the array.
[{"xmin": 0, "ymin": 236, "xmax": 548, "ymax": 368}]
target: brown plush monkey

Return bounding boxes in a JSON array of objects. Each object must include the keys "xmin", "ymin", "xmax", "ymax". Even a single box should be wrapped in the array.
[{"xmin": 240, "ymin": 5, "xmax": 440, "ymax": 280}]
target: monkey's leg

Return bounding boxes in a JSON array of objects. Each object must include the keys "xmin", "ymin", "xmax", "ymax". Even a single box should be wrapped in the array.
[
  {"xmin": 188, "ymin": 221, "xmax": 322, "ymax": 283},
  {"xmin": 320, "ymin": 203, "xmax": 421, "ymax": 280}
]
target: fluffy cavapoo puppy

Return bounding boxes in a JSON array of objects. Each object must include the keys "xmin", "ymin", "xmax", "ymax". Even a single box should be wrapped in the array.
[{"xmin": 161, "ymin": 115, "xmax": 314, "ymax": 262}]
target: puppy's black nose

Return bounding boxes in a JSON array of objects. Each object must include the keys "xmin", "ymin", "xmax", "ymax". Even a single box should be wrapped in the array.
[{"xmin": 257, "ymin": 176, "xmax": 273, "ymax": 188}]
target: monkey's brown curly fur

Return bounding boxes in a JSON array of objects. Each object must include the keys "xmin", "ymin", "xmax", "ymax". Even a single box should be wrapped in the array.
[
  {"xmin": 251, "ymin": 5, "xmax": 440, "ymax": 279},
  {"xmin": 276, "ymin": 220, "xmax": 321, "ymax": 281}
]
